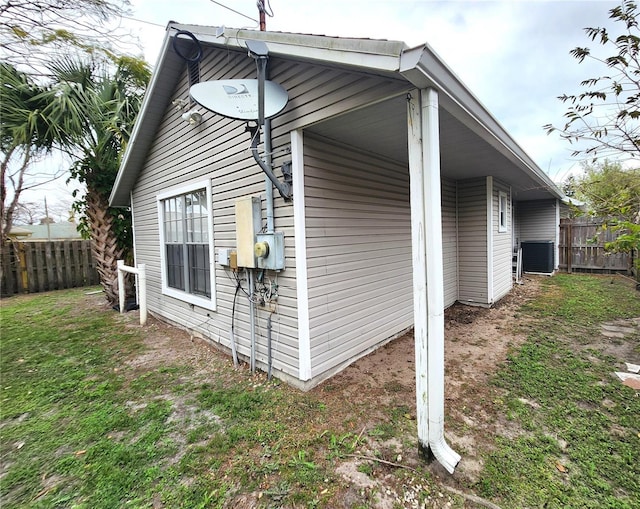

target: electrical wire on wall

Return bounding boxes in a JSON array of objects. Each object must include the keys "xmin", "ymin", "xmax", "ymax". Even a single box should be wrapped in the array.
[
  {"xmin": 225, "ymin": 266, "xmax": 279, "ymax": 376},
  {"xmin": 229, "ymin": 275, "xmax": 242, "ymax": 366},
  {"xmin": 186, "ymin": 310, "xmax": 213, "ymax": 343}
]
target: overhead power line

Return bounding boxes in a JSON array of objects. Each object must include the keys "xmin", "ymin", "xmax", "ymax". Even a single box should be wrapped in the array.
[
  {"xmin": 121, "ymin": 16, "xmax": 165, "ymax": 28},
  {"xmin": 208, "ymin": 0, "xmax": 258, "ymax": 23},
  {"xmin": 122, "ymin": 2, "xmax": 259, "ymax": 34}
]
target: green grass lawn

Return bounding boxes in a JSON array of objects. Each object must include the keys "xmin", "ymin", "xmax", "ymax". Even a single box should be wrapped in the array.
[
  {"xmin": 477, "ymin": 274, "xmax": 640, "ymax": 509},
  {"xmin": 1, "ymin": 275, "xmax": 639, "ymax": 508}
]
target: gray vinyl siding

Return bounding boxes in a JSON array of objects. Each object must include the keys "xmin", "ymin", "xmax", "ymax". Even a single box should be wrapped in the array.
[
  {"xmin": 516, "ymin": 199, "xmax": 559, "ymax": 269},
  {"xmin": 130, "ymin": 45, "xmax": 411, "ymax": 383},
  {"xmin": 492, "ymin": 180, "xmax": 512, "ymax": 302},
  {"xmin": 517, "ymin": 200, "xmax": 557, "ymax": 242},
  {"xmin": 457, "ymin": 178, "xmax": 488, "ymax": 304},
  {"xmin": 303, "ymin": 135, "xmax": 412, "ymax": 378},
  {"xmin": 441, "ymin": 177, "xmax": 458, "ymax": 307},
  {"xmin": 131, "ymin": 49, "xmax": 301, "ymax": 378},
  {"xmin": 513, "ymin": 201, "xmax": 521, "ymax": 250}
]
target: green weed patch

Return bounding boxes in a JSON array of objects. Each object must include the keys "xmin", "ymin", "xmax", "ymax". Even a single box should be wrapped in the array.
[{"xmin": 478, "ymin": 275, "xmax": 640, "ymax": 508}]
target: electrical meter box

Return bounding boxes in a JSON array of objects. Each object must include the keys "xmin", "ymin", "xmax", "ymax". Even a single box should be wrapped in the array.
[
  {"xmin": 235, "ymin": 196, "xmax": 261, "ymax": 268},
  {"xmin": 255, "ymin": 232, "xmax": 285, "ymax": 271}
]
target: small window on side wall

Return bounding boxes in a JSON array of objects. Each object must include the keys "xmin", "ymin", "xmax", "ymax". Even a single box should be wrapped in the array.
[
  {"xmin": 157, "ymin": 180, "xmax": 215, "ymax": 310},
  {"xmin": 498, "ymin": 190, "xmax": 508, "ymax": 233}
]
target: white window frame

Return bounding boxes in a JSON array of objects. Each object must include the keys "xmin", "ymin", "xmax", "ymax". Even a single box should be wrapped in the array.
[
  {"xmin": 157, "ymin": 179, "xmax": 216, "ymax": 310},
  {"xmin": 498, "ymin": 190, "xmax": 508, "ymax": 233}
]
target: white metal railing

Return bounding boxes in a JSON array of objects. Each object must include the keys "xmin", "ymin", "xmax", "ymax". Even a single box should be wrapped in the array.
[{"xmin": 116, "ymin": 260, "xmax": 147, "ymax": 326}]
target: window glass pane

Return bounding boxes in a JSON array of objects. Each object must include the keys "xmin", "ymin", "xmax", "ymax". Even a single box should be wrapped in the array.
[
  {"xmin": 162, "ymin": 187, "xmax": 210, "ymax": 299},
  {"xmin": 164, "ymin": 198, "xmax": 172, "ymax": 243},
  {"xmin": 498, "ymin": 193, "xmax": 508, "ymax": 231},
  {"xmin": 164, "ymin": 197, "xmax": 185, "ymax": 243},
  {"xmin": 166, "ymin": 244, "xmax": 185, "ymax": 290},
  {"xmin": 188, "ymin": 243, "xmax": 210, "ymax": 297},
  {"xmin": 186, "ymin": 190, "xmax": 208, "ymax": 243}
]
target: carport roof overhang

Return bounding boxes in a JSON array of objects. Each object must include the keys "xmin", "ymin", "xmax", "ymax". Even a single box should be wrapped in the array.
[
  {"xmin": 109, "ymin": 24, "xmax": 562, "ymax": 206},
  {"xmin": 401, "ymin": 45, "xmax": 561, "ymax": 200},
  {"xmin": 307, "ymin": 46, "xmax": 562, "ymax": 201}
]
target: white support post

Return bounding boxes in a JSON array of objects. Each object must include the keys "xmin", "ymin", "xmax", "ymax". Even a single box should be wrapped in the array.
[
  {"xmin": 138, "ymin": 264, "xmax": 147, "ymax": 326},
  {"xmin": 407, "ymin": 88, "xmax": 460, "ymax": 474},
  {"xmin": 116, "ymin": 260, "xmax": 147, "ymax": 326},
  {"xmin": 117, "ymin": 259, "xmax": 125, "ymax": 317},
  {"xmin": 407, "ymin": 89, "xmax": 430, "ymax": 456}
]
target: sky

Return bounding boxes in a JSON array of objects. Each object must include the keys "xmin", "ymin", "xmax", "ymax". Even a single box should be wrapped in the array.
[
  {"xmin": 19, "ymin": 0, "xmax": 625, "ymax": 211},
  {"xmin": 116, "ymin": 0, "xmax": 624, "ymax": 182}
]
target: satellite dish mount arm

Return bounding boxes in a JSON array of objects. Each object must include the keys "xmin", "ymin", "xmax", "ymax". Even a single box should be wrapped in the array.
[
  {"xmin": 246, "ymin": 40, "xmax": 269, "ymax": 126},
  {"xmin": 247, "ymin": 124, "xmax": 292, "ymax": 201},
  {"xmin": 255, "ymin": 56, "xmax": 267, "ymax": 126}
]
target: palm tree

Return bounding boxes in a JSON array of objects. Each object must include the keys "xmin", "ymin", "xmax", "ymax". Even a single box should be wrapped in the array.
[
  {"xmin": 45, "ymin": 55, "xmax": 150, "ymax": 306},
  {"xmin": 1, "ymin": 63, "xmax": 59, "ymax": 242}
]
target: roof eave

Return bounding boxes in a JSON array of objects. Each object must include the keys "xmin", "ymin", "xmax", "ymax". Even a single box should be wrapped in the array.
[
  {"xmin": 110, "ymin": 28, "xmax": 183, "ymax": 207},
  {"xmin": 400, "ymin": 45, "xmax": 563, "ymax": 200},
  {"xmin": 173, "ymin": 24, "xmax": 407, "ymax": 72}
]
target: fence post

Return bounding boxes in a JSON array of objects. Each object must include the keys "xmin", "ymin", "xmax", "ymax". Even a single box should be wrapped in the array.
[
  {"xmin": 138, "ymin": 264, "xmax": 147, "ymax": 326},
  {"xmin": 117, "ymin": 260, "xmax": 125, "ymax": 315}
]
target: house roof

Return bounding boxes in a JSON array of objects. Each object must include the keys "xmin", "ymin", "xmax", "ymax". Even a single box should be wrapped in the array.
[
  {"xmin": 10, "ymin": 222, "xmax": 81, "ymax": 241},
  {"xmin": 110, "ymin": 23, "xmax": 563, "ymax": 206},
  {"xmin": 8, "ymin": 226, "xmax": 33, "ymax": 238}
]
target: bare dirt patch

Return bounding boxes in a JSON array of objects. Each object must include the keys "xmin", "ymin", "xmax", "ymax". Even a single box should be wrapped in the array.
[
  {"xmin": 313, "ymin": 277, "xmax": 542, "ymax": 485},
  {"xmin": 114, "ymin": 276, "xmax": 543, "ymax": 505}
]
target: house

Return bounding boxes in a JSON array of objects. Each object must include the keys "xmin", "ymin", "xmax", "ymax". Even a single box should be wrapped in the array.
[
  {"xmin": 7, "ymin": 226, "xmax": 34, "ymax": 241},
  {"xmin": 9, "ymin": 220, "xmax": 82, "ymax": 242},
  {"xmin": 110, "ymin": 24, "xmax": 564, "ymax": 472}
]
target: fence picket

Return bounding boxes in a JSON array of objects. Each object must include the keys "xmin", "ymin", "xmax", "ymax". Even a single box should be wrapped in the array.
[
  {"xmin": 81, "ymin": 242, "xmax": 91, "ymax": 285},
  {"xmin": 45, "ymin": 242, "xmax": 55, "ymax": 291},
  {"xmin": 63, "ymin": 240, "xmax": 73, "ymax": 288},
  {"xmin": 1, "ymin": 243, "xmax": 16, "ymax": 295},
  {"xmin": 1, "ymin": 240, "xmax": 100, "ymax": 297},
  {"xmin": 55, "ymin": 243, "xmax": 65, "ymax": 289},
  {"xmin": 559, "ymin": 218, "xmax": 633, "ymax": 273}
]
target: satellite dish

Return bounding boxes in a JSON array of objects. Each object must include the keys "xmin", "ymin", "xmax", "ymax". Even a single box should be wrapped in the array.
[{"xmin": 190, "ymin": 79, "xmax": 288, "ymax": 121}]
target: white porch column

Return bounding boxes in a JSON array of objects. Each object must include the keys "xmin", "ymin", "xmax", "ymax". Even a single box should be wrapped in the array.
[{"xmin": 407, "ymin": 88, "xmax": 460, "ymax": 474}]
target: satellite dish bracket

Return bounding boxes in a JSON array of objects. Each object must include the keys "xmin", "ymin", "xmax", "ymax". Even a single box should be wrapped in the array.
[{"xmin": 246, "ymin": 40, "xmax": 270, "ymax": 126}]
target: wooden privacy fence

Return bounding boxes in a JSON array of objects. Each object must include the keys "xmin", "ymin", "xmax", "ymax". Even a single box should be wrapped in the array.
[
  {"xmin": 1, "ymin": 240, "xmax": 100, "ymax": 297},
  {"xmin": 559, "ymin": 218, "xmax": 634, "ymax": 274}
]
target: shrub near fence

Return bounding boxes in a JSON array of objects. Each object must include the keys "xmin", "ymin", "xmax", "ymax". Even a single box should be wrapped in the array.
[{"xmin": 1, "ymin": 240, "xmax": 100, "ymax": 297}]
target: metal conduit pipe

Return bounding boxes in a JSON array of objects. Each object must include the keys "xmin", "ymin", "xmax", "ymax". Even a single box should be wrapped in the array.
[
  {"xmin": 267, "ymin": 313, "xmax": 273, "ymax": 380},
  {"xmin": 264, "ymin": 118, "xmax": 274, "ymax": 233},
  {"xmin": 248, "ymin": 268, "xmax": 256, "ymax": 372},
  {"xmin": 248, "ymin": 125, "xmax": 291, "ymax": 201},
  {"xmin": 263, "ymin": 53, "xmax": 274, "ymax": 232}
]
